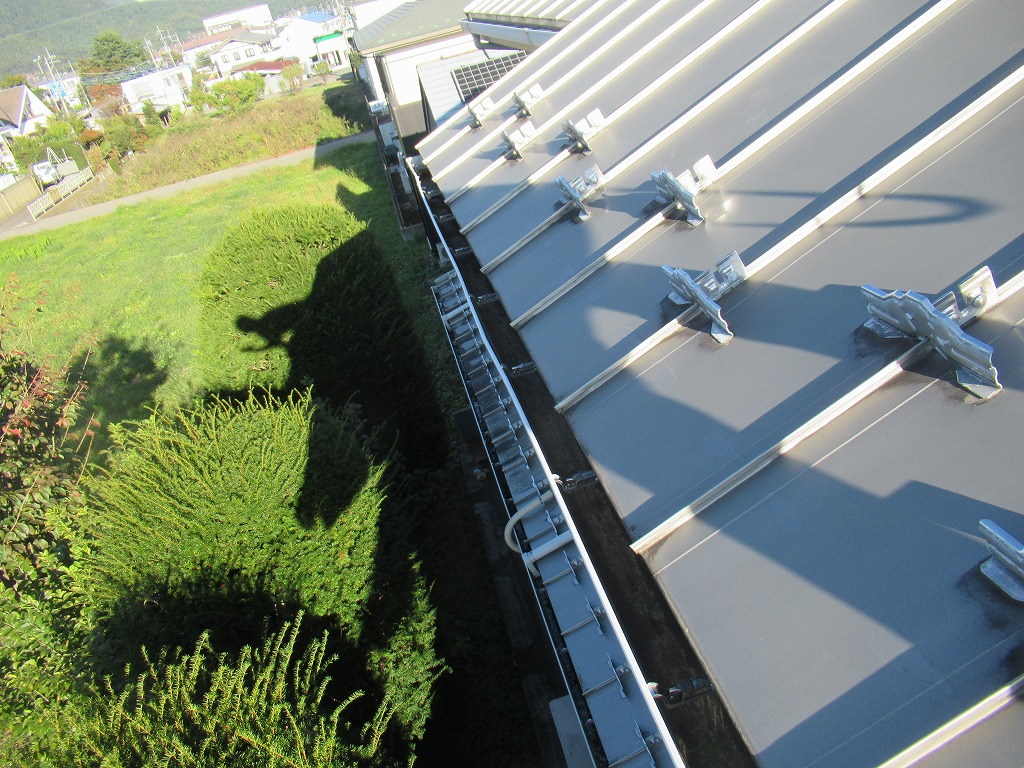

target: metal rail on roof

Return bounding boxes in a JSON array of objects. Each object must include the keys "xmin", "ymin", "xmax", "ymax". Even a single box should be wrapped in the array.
[
  {"xmin": 715, "ymin": 0, "xmax": 963, "ymax": 180},
  {"xmin": 443, "ymin": 0, "xmax": 705, "ymax": 200},
  {"xmin": 874, "ymin": 671, "xmax": 1024, "ymax": 768},
  {"xmin": 487, "ymin": 0, "xmax": 961, "ymax": 321},
  {"xmin": 422, "ymin": 0, "xmax": 621, "ymax": 164},
  {"xmin": 556, "ymin": 59, "xmax": 1024, "ymax": 415},
  {"xmin": 427, "ymin": 0, "xmax": 646, "ymax": 176},
  {"xmin": 635, "ymin": 259, "xmax": 1024, "ymax": 555},
  {"xmin": 471, "ymin": 0, "xmax": 853, "ymax": 273},
  {"xmin": 455, "ymin": 0, "xmax": 765, "ymax": 217}
]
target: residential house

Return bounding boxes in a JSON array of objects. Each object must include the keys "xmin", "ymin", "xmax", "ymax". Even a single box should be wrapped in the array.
[
  {"xmin": 210, "ymin": 32, "xmax": 276, "ymax": 78},
  {"xmin": 203, "ymin": 3, "xmax": 274, "ymax": 35},
  {"xmin": 178, "ymin": 29, "xmax": 240, "ymax": 70},
  {"xmin": 120, "ymin": 66, "xmax": 194, "ymax": 114},
  {"xmin": 353, "ymin": 0, "xmax": 479, "ymax": 153},
  {"xmin": 0, "ymin": 85, "xmax": 55, "ymax": 172},
  {"xmin": 273, "ymin": 12, "xmax": 347, "ymax": 71},
  {"xmin": 411, "ymin": 0, "xmax": 1024, "ymax": 766}
]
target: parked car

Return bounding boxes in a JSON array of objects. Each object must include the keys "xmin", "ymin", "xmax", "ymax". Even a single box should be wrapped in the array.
[{"xmin": 31, "ymin": 161, "xmax": 60, "ymax": 187}]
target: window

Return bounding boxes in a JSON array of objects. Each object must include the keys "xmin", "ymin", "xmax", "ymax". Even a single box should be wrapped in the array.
[
  {"xmin": 233, "ymin": 51, "xmax": 241, "ymax": 61},
  {"xmin": 245, "ymin": 48, "xmax": 254, "ymax": 57},
  {"xmin": 222, "ymin": 54, "xmax": 230, "ymax": 63}
]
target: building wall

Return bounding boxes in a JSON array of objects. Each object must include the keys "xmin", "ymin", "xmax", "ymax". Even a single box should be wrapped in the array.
[
  {"xmin": 203, "ymin": 3, "xmax": 273, "ymax": 34},
  {"xmin": 121, "ymin": 67, "xmax": 193, "ymax": 112},
  {"xmin": 213, "ymin": 40, "xmax": 272, "ymax": 77},
  {"xmin": 377, "ymin": 33, "xmax": 478, "ymax": 140},
  {"xmin": 274, "ymin": 18, "xmax": 348, "ymax": 69}
]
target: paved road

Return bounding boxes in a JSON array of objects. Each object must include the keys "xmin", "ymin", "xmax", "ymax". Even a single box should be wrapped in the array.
[{"xmin": 0, "ymin": 130, "xmax": 375, "ymax": 241}]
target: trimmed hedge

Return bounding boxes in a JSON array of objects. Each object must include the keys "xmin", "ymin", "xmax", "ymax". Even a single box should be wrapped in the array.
[{"xmin": 200, "ymin": 204, "xmax": 447, "ymax": 468}]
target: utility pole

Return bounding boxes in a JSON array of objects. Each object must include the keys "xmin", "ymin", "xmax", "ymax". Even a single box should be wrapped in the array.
[{"xmin": 35, "ymin": 48, "xmax": 72, "ymax": 116}]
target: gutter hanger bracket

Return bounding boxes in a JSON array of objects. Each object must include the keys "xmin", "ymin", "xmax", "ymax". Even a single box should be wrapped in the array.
[
  {"xmin": 562, "ymin": 108, "xmax": 605, "ymax": 155},
  {"xmin": 663, "ymin": 251, "xmax": 747, "ymax": 343},
  {"xmin": 979, "ymin": 519, "xmax": 1024, "ymax": 601},
  {"xmin": 512, "ymin": 83, "xmax": 544, "ymax": 117},
  {"xmin": 861, "ymin": 266, "xmax": 1001, "ymax": 399},
  {"xmin": 554, "ymin": 164, "xmax": 606, "ymax": 222}
]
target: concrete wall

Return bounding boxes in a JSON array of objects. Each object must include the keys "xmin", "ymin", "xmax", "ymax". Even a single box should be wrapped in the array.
[{"xmin": 0, "ymin": 176, "xmax": 40, "ymax": 215}]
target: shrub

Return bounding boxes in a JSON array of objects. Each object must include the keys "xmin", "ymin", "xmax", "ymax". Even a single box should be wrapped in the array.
[
  {"xmin": 200, "ymin": 204, "xmax": 447, "ymax": 467},
  {"xmin": 48, "ymin": 616, "xmax": 381, "ymax": 768},
  {"xmin": 76, "ymin": 390, "xmax": 443, "ymax": 752}
]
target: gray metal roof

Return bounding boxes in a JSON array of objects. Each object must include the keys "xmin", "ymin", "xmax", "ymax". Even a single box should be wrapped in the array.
[
  {"xmin": 415, "ymin": 0, "xmax": 1024, "ymax": 765},
  {"xmin": 353, "ymin": 0, "xmax": 470, "ymax": 53},
  {"xmin": 463, "ymin": 0, "xmax": 590, "ymax": 26}
]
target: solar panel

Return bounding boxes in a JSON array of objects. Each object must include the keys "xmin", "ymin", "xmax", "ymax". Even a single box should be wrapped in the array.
[{"xmin": 452, "ymin": 51, "xmax": 527, "ymax": 103}]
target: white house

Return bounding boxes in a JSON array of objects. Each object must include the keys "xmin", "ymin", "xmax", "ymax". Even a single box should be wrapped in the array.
[
  {"xmin": 273, "ymin": 12, "xmax": 347, "ymax": 71},
  {"xmin": 0, "ymin": 85, "xmax": 55, "ymax": 172},
  {"xmin": 0, "ymin": 85, "xmax": 54, "ymax": 137},
  {"xmin": 353, "ymin": 0, "xmax": 479, "ymax": 152},
  {"xmin": 178, "ymin": 29, "xmax": 239, "ymax": 70},
  {"xmin": 210, "ymin": 32, "xmax": 276, "ymax": 78},
  {"xmin": 120, "ymin": 66, "xmax": 194, "ymax": 114},
  {"xmin": 203, "ymin": 3, "xmax": 274, "ymax": 35}
]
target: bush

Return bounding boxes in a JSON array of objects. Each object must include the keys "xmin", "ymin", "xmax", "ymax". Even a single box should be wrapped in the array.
[
  {"xmin": 200, "ymin": 205, "xmax": 447, "ymax": 467},
  {"xmin": 48, "ymin": 616, "xmax": 381, "ymax": 768},
  {"xmin": 76, "ymin": 390, "xmax": 443, "ymax": 754}
]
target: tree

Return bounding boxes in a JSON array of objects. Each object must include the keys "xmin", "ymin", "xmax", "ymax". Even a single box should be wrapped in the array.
[
  {"xmin": 194, "ymin": 50, "xmax": 212, "ymax": 70},
  {"xmin": 0, "ymin": 75, "xmax": 28, "ymax": 89},
  {"xmin": 314, "ymin": 60, "xmax": 333, "ymax": 86},
  {"xmin": 86, "ymin": 31, "xmax": 147, "ymax": 73},
  {"xmin": 280, "ymin": 62, "xmax": 304, "ymax": 93},
  {"xmin": 208, "ymin": 72, "xmax": 265, "ymax": 114}
]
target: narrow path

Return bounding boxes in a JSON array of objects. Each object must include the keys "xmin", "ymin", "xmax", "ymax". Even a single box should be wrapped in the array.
[{"xmin": 0, "ymin": 131, "xmax": 375, "ymax": 241}]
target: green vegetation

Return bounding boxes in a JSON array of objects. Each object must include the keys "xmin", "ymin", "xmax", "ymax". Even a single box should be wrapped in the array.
[
  {"xmin": 0, "ymin": 136, "xmax": 538, "ymax": 765},
  {"xmin": 82, "ymin": 30, "xmax": 146, "ymax": 73},
  {"xmin": 89, "ymin": 83, "xmax": 368, "ymax": 202}
]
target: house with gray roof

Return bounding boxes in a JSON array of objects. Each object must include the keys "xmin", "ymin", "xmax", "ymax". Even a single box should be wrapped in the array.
[
  {"xmin": 353, "ymin": 0, "xmax": 480, "ymax": 152},
  {"xmin": 409, "ymin": 0, "xmax": 1024, "ymax": 766}
]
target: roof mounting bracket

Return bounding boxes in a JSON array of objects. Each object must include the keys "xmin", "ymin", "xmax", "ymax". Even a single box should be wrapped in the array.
[
  {"xmin": 663, "ymin": 251, "xmax": 747, "ymax": 343},
  {"xmin": 979, "ymin": 519, "xmax": 1024, "ymax": 602},
  {"xmin": 691, "ymin": 154, "xmax": 720, "ymax": 189},
  {"xmin": 653, "ymin": 168, "xmax": 706, "ymax": 224},
  {"xmin": 554, "ymin": 165, "xmax": 606, "ymax": 221},
  {"xmin": 560, "ymin": 596, "xmax": 605, "ymax": 637},
  {"xmin": 861, "ymin": 266, "xmax": 1001, "ymax": 399},
  {"xmin": 468, "ymin": 96, "xmax": 496, "ymax": 128},
  {"xmin": 512, "ymin": 83, "xmax": 544, "ymax": 117},
  {"xmin": 562, "ymin": 108, "xmax": 605, "ymax": 155},
  {"xmin": 501, "ymin": 120, "xmax": 537, "ymax": 158}
]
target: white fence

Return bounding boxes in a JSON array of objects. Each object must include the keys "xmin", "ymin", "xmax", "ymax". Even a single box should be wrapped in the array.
[{"xmin": 28, "ymin": 167, "xmax": 94, "ymax": 220}]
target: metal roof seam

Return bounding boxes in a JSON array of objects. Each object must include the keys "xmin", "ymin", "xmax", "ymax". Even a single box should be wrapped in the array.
[
  {"xmin": 453, "ymin": 0, "xmax": 769, "ymax": 226},
  {"xmin": 427, "ymin": 0, "xmax": 646, "ymax": 173},
  {"xmin": 436, "ymin": 0, "xmax": 687, "ymax": 186}
]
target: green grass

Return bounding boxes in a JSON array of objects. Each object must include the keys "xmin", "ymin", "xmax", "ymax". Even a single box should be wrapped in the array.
[
  {"xmin": 88, "ymin": 82, "xmax": 370, "ymax": 203},
  {"xmin": 0, "ymin": 140, "xmax": 539, "ymax": 767},
  {"xmin": 0, "ymin": 143, "xmax": 402, "ymax": 419}
]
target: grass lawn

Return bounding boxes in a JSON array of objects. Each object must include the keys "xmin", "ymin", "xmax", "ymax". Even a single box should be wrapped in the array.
[
  {"xmin": 0, "ymin": 139, "xmax": 540, "ymax": 766},
  {"xmin": 0, "ymin": 142, "xmax": 439, "ymax": 422}
]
